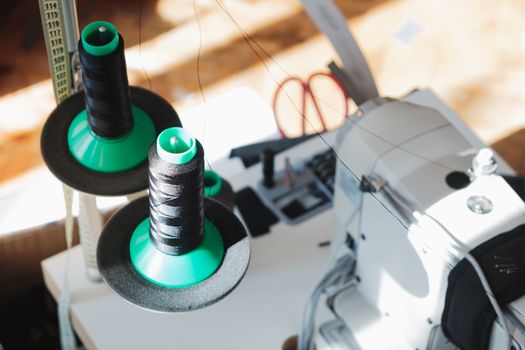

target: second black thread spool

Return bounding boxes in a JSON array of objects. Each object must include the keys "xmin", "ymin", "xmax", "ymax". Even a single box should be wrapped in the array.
[{"xmin": 148, "ymin": 130, "xmax": 205, "ymax": 255}]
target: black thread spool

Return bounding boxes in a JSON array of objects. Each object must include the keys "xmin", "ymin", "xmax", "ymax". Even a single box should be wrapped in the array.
[
  {"xmin": 148, "ymin": 132, "xmax": 205, "ymax": 255},
  {"xmin": 97, "ymin": 127, "xmax": 251, "ymax": 312},
  {"xmin": 80, "ymin": 23, "xmax": 133, "ymax": 138},
  {"xmin": 41, "ymin": 20, "xmax": 181, "ymax": 196}
]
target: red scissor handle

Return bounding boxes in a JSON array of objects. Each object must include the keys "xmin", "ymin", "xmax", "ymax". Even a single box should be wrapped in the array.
[{"xmin": 272, "ymin": 72, "xmax": 349, "ymax": 138}]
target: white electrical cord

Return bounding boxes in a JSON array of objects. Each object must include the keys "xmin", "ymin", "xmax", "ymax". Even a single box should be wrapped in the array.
[
  {"xmin": 58, "ymin": 184, "xmax": 76, "ymax": 350},
  {"xmin": 419, "ymin": 212, "xmax": 512, "ymax": 349},
  {"xmin": 298, "ymin": 189, "xmax": 361, "ymax": 350},
  {"xmin": 298, "ymin": 253, "xmax": 355, "ymax": 350}
]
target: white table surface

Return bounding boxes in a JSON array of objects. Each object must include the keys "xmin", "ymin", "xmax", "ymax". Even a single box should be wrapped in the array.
[{"xmin": 42, "ymin": 134, "xmax": 336, "ymax": 350}]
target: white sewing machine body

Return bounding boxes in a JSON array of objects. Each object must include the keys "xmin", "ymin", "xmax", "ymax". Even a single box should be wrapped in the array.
[{"xmin": 327, "ymin": 90, "xmax": 525, "ymax": 349}]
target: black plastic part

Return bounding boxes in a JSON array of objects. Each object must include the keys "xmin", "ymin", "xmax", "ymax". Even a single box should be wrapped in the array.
[
  {"xmin": 79, "ymin": 34, "xmax": 133, "ymax": 138},
  {"xmin": 359, "ymin": 175, "xmax": 373, "ymax": 192},
  {"xmin": 445, "ymin": 171, "xmax": 471, "ymax": 190},
  {"xmin": 281, "ymin": 200, "xmax": 307, "ymax": 219},
  {"xmin": 441, "ymin": 224, "xmax": 525, "ymax": 350},
  {"xmin": 503, "ymin": 175, "xmax": 525, "ymax": 202},
  {"xmin": 148, "ymin": 142, "xmax": 205, "ymax": 255},
  {"xmin": 41, "ymin": 87, "xmax": 180, "ymax": 196},
  {"xmin": 234, "ymin": 186, "xmax": 279, "ymax": 237},
  {"xmin": 327, "ymin": 61, "xmax": 352, "ymax": 100},
  {"xmin": 278, "ymin": 183, "xmax": 330, "ymax": 220},
  {"xmin": 262, "ymin": 148, "xmax": 275, "ymax": 188},
  {"xmin": 97, "ymin": 196, "xmax": 250, "ymax": 313},
  {"xmin": 306, "ymin": 149, "xmax": 336, "ymax": 193},
  {"xmin": 345, "ymin": 233, "xmax": 355, "ymax": 250}
]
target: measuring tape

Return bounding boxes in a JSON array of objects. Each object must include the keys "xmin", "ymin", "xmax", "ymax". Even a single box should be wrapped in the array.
[
  {"xmin": 39, "ymin": 2, "xmax": 80, "ymax": 348},
  {"xmin": 38, "ymin": 0, "xmax": 74, "ymax": 103}
]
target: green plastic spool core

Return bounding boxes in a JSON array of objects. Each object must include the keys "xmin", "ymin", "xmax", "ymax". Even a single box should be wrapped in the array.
[
  {"xmin": 156, "ymin": 127, "xmax": 197, "ymax": 164},
  {"xmin": 204, "ymin": 170, "xmax": 222, "ymax": 197},
  {"xmin": 81, "ymin": 21, "xmax": 119, "ymax": 56},
  {"xmin": 130, "ymin": 218, "xmax": 225, "ymax": 288},
  {"xmin": 67, "ymin": 105, "xmax": 156, "ymax": 173}
]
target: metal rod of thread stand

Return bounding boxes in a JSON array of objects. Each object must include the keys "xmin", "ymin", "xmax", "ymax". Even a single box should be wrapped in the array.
[{"xmin": 60, "ymin": 0, "xmax": 81, "ymax": 92}]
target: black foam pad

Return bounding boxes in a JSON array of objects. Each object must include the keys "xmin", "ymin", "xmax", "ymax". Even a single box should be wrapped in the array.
[
  {"xmin": 97, "ymin": 196, "xmax": 250, "ymax": 312},
  {"xmin": 41, "ymin": 86, "xmax": 181, "ymax": 196},
  {"xmin": 234, "ymin": 186, "xmax": 279, "ymax": 236}
]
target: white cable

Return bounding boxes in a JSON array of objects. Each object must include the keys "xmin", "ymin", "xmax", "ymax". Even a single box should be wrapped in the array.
[
  {"xmin": 298, "ymin": 253, "xmax": 355, "ymax": 350},
  {"xmin": 420, "ymin": 212, "xmax": 512, "ymax": 349},
  {"xmin": 58, "ymin": 184, "xmax": 76, "ymax": 350}
]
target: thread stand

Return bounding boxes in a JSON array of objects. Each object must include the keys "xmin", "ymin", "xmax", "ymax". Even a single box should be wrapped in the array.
[{"xmin": 41, "ymin": 20, "xmax": 182, "ymax": 279}]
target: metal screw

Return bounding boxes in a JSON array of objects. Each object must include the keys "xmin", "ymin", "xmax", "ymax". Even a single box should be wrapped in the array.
[
  {"xmin": 360, "ymin": 233, "xmax": 366, "ymax": 240},
  {"xmin": 427, "ymin": 318, "xmax": 433, "ymax": 324},
  {"xmin": 467, "ymin": 195, "xmax": 493, "ymax": 214}
]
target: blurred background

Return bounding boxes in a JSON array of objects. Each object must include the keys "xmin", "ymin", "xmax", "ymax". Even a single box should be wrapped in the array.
[{"xmin": 1, "ymin": 0, "xmax": 525, "ymax": 348}]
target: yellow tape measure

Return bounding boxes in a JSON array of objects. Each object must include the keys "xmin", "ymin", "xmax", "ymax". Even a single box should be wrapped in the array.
[{"xmin": 38, "ymin": 0, "xmax": 73, "ymax": 103}]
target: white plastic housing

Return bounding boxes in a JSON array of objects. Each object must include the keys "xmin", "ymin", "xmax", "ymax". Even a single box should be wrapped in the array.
[{"xmin": 331, "ymin": 90, "xmax": 525, "ymax": 349}]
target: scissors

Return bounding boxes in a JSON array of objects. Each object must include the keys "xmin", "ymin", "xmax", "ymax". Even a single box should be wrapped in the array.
[{"xmin": 272, "ymin": 72, "xmax": 349, "ymax": 138}]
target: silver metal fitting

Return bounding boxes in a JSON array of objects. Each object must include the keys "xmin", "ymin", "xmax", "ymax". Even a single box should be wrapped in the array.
[{"xmin": 471, "ymin": 148, "xmax": 497, "ymax": 177}]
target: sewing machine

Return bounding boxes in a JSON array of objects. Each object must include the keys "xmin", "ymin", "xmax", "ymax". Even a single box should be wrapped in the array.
[
  {"xmin": 312, "ymin": 93, "xmax": 525, "ymax": 350},
  {"xmin": 287, "ymin": 1, "xmax": 525, "ymax": 348}
]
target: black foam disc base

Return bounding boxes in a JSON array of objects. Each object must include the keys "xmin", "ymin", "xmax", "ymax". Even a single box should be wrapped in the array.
[
  {"xmin": 97, "ymin": 196, "xmax": 251, "ymax": 313},
  {"xmin": 41, "ymin": 86, "xmax": 181, "ymax": 196}
]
